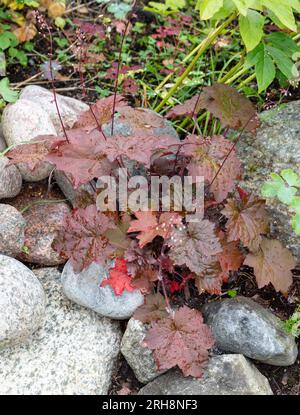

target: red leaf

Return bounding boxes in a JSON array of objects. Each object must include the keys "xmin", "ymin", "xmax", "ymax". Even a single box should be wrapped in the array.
[
  {"xmin": 217, "ymin": 237, "xmax": 244, "ymax": 281},
  {"xmin": 46, "ymin": 128, "xmax": 112, "ymax": 188},
  {"xmin": 74, "ymin": 95, "xmax": 129, "ymax": 132},
  {"xmin": 222, "ymin": 194, "xmax": 269, "ymax": 252},
  {"xmin": 182, "ymin": 134, "xmax": 241, "ymax": 203},
  {"xmin": 133, "ymin": 293, "xmax": 168, "ymax": 324},
  {"xmin": 168, "ymin": 219, "xmax": 222, "ymax": 275},
  {"xmin": 53, "ymin": 204, "xmax": 116, "ymax": 272},
  {"xmin": 244, "ymin": 237, "xmax": 295, "ymax": 295},
  {"xmin": 128, "ymin": 211, "xmax": 182, "ymax": 248},
  {"xmin": 101, "ymin": 258, "xmax": 135, "ymax": 295},
  {"xmin": 6, "ymin": 135, "xmax": 60, "ymax": 170},
  {"xmin": 131, "ymin": 266, "xmax": 158, "ymax": 293},
  {"xmin": 103, "ymin": 134, "xmax": 179, "ymax": 168},
  {"xmin": 144, "ymin": 306, "xmax": 214, "ymax": 378},
  {"xmin": 167, "ymin": 84, "xmax": 259, "ymax": 133}
]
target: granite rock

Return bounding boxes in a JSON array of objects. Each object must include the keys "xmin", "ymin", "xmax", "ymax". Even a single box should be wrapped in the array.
[
  {"xmin": 0, "ymin": 204, "xmax": 26, "ymax": 257},
  {"xmin": 20, "ymin": 85, "xmax": 88, "ymax": 133},
  {"xmin": 0, "ymin": 254, "xmax": 45, "ymax": 349},
  {"xmin": 62, "ymin": 260, "xmax": 144, "ymax": 319},
  {"xmin": 0, "ymin": 156, "xmax": 22, "ymax": 199},
  {"xmin": 1, "ymin": 99, "xmax": 56, "ymax": 181},
  {"xmin": 138, "ymin": 354, "xmax": 273, "ymax": 395},
  {"xmin": 237, "ymin": 101, "xmax": 300, "ymax": 261},
  {"xmin": 121, "ymin": 318, "xmax": 165, "ymax": 384},
  {"xmin": 0, "ymin": 267, "xmax": 121, "ymax": 395},
  {"xmin": 203, "ymin": 296, "xmax": 298, "ymax": 366},
  {"xmin": 18, "ymin": 202, "xmax": 70, "ymax": 266}
]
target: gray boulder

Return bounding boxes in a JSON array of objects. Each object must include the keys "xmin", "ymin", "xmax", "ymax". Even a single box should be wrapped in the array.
[
  {"xmin": 0, "ymin": 254, "xmax": 45, "ymax": 349},
  {"xmin": 0, "ymin": 267, "xmax": 121, "ymax": 395},
  {"xmin": 138, "ymin": 354, "xmax": 273, "ymax": 395},
  {"xmin": 237, "ymin": 101, "xmax": 300, "ymax": 261},
  {"xmin": 20, "ymin": 85, "xmax": 88, "ymax": 134},
  {"xmin": 0, "ymin": 156, "xmax": 22, "ymax": 199},
  {"xmin": 1, "ymin": 99, "xmax": 56, "ymax": 181},
  {"xmin": 61, "ymin": 260, "xmax": 144, "ymax": 319},
  {"xmin": 203, "ymin": 297, "xmax": 298, "ymax": 366},
  {"xmin": 121, "ymin": 318, "xmax": 165, "ymax": 384},
  {"xmin": 0, "ymin": 204, "xmax": 26, "ymax": 257}
]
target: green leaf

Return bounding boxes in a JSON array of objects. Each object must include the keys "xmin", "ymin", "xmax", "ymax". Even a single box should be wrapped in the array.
[
  {"xmin": 281, "ymin": 169, "xmax": 300, "ymax": 187},
  {"xmin": 255, "ymin": 44, "xmax": 276, "ymax": 92},
  {"xmin": 266, "ymin": 45, "xmax": 298, "ymax": 79},
  {"xmin": 289, "ymin": 196, "xmax": 300, "ymax": 214},
  {"xmin": 107, "ymin": 2, "xmax": 131, "ymax": 19},
  {"xmin": 232, "ymin": 0, "xmax": 248, "ymax": 15},
  {"xmin": 196, "ymin": 0, "xmax": 223, "ymax": 19},
  {"xmin": 261, "ymin": 181, "xmax": 280, "ymax": 198},
  {"xmin": 288, "ymin": 0, "xmax": 300, "ymax": 12},
  {"xmin": 245, "ymin": 43, "xmax": 263, "ymax": 67},
  {"xmin": 239, "ymin": 9, "xmax": 265, "ymax": 51},
  {"xmin": 277, "ymin": 185, "xmax": 297, "ymax": 204},
  {"xmin": 0, "ymin": 77, "xmax": 18, "ymax": 103},
  {"xmin": 0, "ymin": 32, "xmax": 18, "ymax": 51},
  {"xmin": 291, "ymin": 214, "xmax": 300, "ymax": 235},
  {"xmin": 210, "ymin": 0, "xmax": 235, "ymax": 19},
  {"xmin": 263, "ymin": 0, "xmax": 296, "ymax": 31},
  {"xmin": 227, "ymin": 289, "xmax": 238, "ymax": 298},
  {"xmin": 266, "ymin": 32, "xmax": 300, "ymax": 57}
]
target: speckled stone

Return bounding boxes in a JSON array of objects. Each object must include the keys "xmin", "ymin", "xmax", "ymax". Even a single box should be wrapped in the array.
[
  {"xmin": 138, "ymin": 355, "xmax": 273, "ymax": 395},
  {"xmin": 1, "ymin": 99, "xmax": 56, "ymax": 182},
  {"xmin": 121, "ymin": 318, "xmax": 165, "ymax": 384},
  {"xmin": 0, "ymin": 123, "xmax": 6, "ymax": 152},
  {"xmin": 17, "ymin": 202, "xmax": 70, "ymax": 266},
  {"xmin": 0, "ymin": 156, "xmax": 22, "ymax": 199},
  {"xmin": 237, "ymin": 101, "xmax": 300, "ymax": 261},
  {"xmin": 0, "ymin": 267, "xmax": 121, "ymax": 395},
  {"xmin": 62, "ymin": 260, "xmax": 144, "ymax": 320},
  {"xmin": 0, "ymin": 204, "xmax": 26, "ymax": 257},
  {"xmin": 103, "ymin": 108, "xmax": 179, "ymax": 139},
  {"xmin": 20, "ymin": 86, "xmax": 89, "ymax": 134},
  {"xmin": 54, "ymin": 170, "xmax": 96, "ymax": 208},
  {"xmin": 202, "ymin": 297, "xmax": 298, "ymax": 366},
  {"xmin": 0, "ymin": 254, "xmax": 45, "ymax": 349}
]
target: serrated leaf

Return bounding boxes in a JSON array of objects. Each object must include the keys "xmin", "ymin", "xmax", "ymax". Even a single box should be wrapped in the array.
[
  {"xmin": 52, "ymin": 204, "xmax": 117, "ymax": 272},
  {"xmin": 281, "ymin": 169, "xmax": 300, "ymax": 187},
  {"xmin": 244, "ymin": 237, "xmax": 295, "ymax": 294},
  {"xmin": 128, "ymin": 211, "xmax": 182, "ymax": 248},
  {"xmin": 133, "ymin": 293, "xmax": 168, "ymax": 324},
  {"xmin": 239, "ymin": 9, "xmax": 265, "ymax": 51},
  {"xmin": 223, "ymin": 194, "xmax": 269, "ymax": 251},
  {"xmin": 101, "ymin": 258, "xmax": 135, "ymax": 295},
  {"xmin": 183, "ymin": 134, "xmax": 241, "ymax": 203},
  {"xmin": 168, "ymin": 219, "xmax": 222, "ymax": 275},
  {"xmin": 144, "ymin": 306, "xmax": 214, "ymax": 378},
  {"xmin": 277, "ymin": 184, "xmax": 297, "ymax": 204}
]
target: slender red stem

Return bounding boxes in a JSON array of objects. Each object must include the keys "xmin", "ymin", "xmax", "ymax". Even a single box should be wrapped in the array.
[{"xmin": 111, "ymin": 0, "xmax": 137, "ymax": 136}]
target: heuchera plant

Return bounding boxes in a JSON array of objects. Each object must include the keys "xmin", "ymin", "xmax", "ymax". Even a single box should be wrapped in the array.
[{"xmin": 6, "ymin": 83, "xmax": 296, "ymax": 377}]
